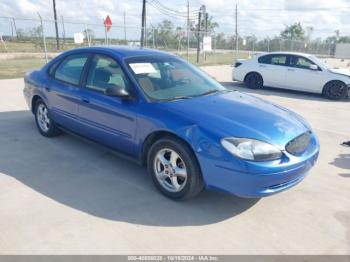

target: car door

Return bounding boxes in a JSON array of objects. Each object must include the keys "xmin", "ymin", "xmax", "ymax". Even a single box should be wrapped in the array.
[
  {"xmin": 78, "ymin": 53, "xmax": 137, "ymax": 156},
  {"xmin": 47, "ymin": 53, "xmax": 89, "ymax": 132},
  {"xmin": 257, "ymin": 54, "xmax": 288, "ymax": 88},
  {"xmin": 284, "ymin": 55, "xmax": 325, "ymax": 93}
]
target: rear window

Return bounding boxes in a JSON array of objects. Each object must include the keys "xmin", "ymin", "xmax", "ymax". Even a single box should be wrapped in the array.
[
  {"xmin": 48, "ymin": 59, "xmax": 61, "ymax": 76},
  {"xmin": 54, "ymin": 54, "xmax": 88, "ymax": 85},
  {"xmin": 258, "ymin": 55, "xmax": 271, "ymax": 64}
]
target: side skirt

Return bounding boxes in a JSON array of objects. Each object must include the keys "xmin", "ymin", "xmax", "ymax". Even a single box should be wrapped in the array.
[{"xmin": 58, "ymin": 125, "xmax": 143, "ymax": 166}]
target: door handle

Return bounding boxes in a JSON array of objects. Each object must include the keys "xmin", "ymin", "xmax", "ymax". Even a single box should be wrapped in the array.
[
  {"xmin": 259, "ymin": 65, "xmax": 266, "ymax": 68},
  {"xmin": 81, "ymin": 98, "xmax": 90, "ymax": 103},
  {"xmin": 287, "ymin": 69, "xmax": 294, "ymax": 71},
  {"xmin": 44, "ymin": 87, "xmax": 51, "ymax": 92}
]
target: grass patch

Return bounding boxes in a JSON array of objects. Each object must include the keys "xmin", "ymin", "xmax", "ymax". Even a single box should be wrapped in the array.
[
  {"xmin": 0, "ymin": 51, "xmax": 250, "ymax": 80},
  {"xmin": 0, "ymin": 58, "xmax": 46, "ymax": 79}
]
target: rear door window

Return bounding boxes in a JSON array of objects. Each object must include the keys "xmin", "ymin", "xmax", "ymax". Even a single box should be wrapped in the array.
[
  {"xmin": 54, "ymin": 54, "xmax": 89, "ymax": 85},
  {"xmin": 270, "ymin": 55, "xmax": 287, "ymax": 66}
]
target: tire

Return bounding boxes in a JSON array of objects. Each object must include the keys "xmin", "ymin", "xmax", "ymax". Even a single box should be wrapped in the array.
[
  {"xmin": 245, "ymin": 72, "xmax": 264, "ymax": 89},
  {"xmin": 34, "ymin": 99, "xmax": 61, "ymax": 137},
  {"xmin": 147, "ymin": 137, "xmax": 204, "ymax": 200},
  {"xmin": 323, "ymin": 80, "xmax": 349, "ymax": 100}
]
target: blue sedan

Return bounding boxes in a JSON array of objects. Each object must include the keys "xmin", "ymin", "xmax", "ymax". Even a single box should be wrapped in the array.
[{"xmin": 23, "ymin": 46, "xmax": 319, "ymax": 199}]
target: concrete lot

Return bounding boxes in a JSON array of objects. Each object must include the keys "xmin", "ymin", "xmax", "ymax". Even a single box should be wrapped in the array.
[{"xmin": 0, "ymin": 67, "xmax": 349, "ymax": 254}]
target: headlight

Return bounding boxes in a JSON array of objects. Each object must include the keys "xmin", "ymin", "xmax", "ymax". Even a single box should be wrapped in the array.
[{"xmin": 221, "ymin": 137, "xmax": 282, "ymax": 161}]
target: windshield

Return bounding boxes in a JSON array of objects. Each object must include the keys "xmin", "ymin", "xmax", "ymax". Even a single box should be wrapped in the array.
[
  {"xmin": 126, "ymin": 56, "xmax": 226, "ymax": 101},
  {"xmin": 308, "ymin": 55, "xmax": 331, "ymax": 69}
]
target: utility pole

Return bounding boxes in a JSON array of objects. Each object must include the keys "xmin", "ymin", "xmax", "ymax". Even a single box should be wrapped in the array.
[
  {"xmin": 140, "ymin": 0, "xmax": 146, "ymax": 47},
  {"xmin": 186, "ymin": 0, "xmax": 190, "ymax": 60},
  {"xmin": 235, "ymin": 3, "xmax": 238, "ymax": 60},
  {"xmin": 52, "ymin": 0, "xmax": 60, "ymax": 50},
  {"xmin": 123, "ymin": 11, "xmax": 127, "ymax": 44}
]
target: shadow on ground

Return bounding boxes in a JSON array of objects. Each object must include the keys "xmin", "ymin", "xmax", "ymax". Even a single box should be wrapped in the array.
[
  {"xmin": 221, "ymin": 81, "xmax": 350, "ymax": 102},
  {"xmin": 329, "ymin": 154, "xmax": 350, "ymax": 177},
  {"xmin": 0, "ymin": 110, "xmax": 259, "ymax": 226}
]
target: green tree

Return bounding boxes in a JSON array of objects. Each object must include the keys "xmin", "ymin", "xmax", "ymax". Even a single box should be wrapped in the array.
[
  {"xmin": 280, "ymin": 22, "xmax": 305, "ymax": 40},
  {"xmin": 193, "ymin": 15, "xmax": 219, "ymax": 33},
  {"xmin": 156, "ymin": 20, "xmax": 177, "ymax": 49},
  {"xmin": 202, "ymin": 16, "xmax": 219, "ymax": 33},
  {"xmin": 338, "ymin": 36, "xmax": 350, "ymax": 43},
  {"xmin": 214, "ymin": 32, "xmax": 229, "ymax": 49}
]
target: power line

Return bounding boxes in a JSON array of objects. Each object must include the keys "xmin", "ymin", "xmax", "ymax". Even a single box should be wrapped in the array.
[
  {"xmin": 147, "ymin": 0, "xmax": 199, "ymax": 20},
  {"xmin": 150, "ymin": 0, "xmax": 199, "ymax": 15}
]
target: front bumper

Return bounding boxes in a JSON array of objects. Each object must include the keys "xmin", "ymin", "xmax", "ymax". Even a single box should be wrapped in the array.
[{"xmin": 197, "ymin": 134, "xmax": 320, "ymax": 198}]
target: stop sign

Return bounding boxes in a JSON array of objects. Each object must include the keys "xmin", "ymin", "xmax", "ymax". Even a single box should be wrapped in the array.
[{"xmin": 104, "ymin": 15, "xmax": 112, "ymax": 32}]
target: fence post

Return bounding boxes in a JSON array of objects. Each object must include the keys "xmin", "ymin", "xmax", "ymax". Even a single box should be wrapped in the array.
[
  {"xmin": 279, "ymin": 39, "xmax": 282, "ymax": 51},
  {"xmin": 61, "ymin": 16, "xmax": 66, "ymax": 45},
  {"xmin": 123, "ymin": 11, "xmax": 127, "ymax": 44},
  {"xmin": 37, "ymin": 13, "xmax": 48, "ymax": 63},
  {"xmin": 84, "ymin": 24, "xmax": 91, "ymax": 47},
  {"xmin": 0, "ymin": 33, "xmax": 8, "ymax": 51},
  {"xmin": 10, "ymin": 19, "xmax": 14, "ymax": 38},
  {"xmin": 12, "ymin": 17, "xmax": 18, "ymax": 38}
]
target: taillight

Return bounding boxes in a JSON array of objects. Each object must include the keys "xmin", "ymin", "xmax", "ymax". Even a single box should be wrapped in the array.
[{"xmin": 235, "ymin": 62, "xmax": 242, "ymax": 67}]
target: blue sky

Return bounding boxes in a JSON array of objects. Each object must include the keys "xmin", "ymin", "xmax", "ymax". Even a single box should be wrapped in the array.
[{"xmin": 1, "ymin": 0, "xmax": 350, "ymax": 39}]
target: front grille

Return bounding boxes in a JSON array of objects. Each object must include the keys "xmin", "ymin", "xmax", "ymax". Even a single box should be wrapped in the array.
[{"xmin": 286, "ymin": 131, "xmax": 311, "ymax": 156}]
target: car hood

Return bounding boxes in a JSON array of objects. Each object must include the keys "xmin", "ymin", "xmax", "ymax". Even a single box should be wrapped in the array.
[
  {"xmin": 162, "ymin": 91, "xmax": 309, "ymax": 148},
  {"xmin": 328, "ymin": 68, "xmax": 350, "ymax": 77}
]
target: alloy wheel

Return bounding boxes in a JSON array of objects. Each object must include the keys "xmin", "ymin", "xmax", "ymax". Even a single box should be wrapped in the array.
[
  {"xmin": 153, "ymin": 148, "xmax": 187, "ymax": 192},
  {"xmin": 36, "ymin": 103, "xmax": 50, "ymax": 133}
]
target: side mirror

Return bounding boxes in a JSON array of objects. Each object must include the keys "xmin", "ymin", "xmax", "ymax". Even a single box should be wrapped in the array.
[
  {"xmin": 104, "ymin": 85, "xmax": 130, "ymax": 98},
  {"xmin": 309, "ymin": 64, "xmax": 319, "ymax": 71}
]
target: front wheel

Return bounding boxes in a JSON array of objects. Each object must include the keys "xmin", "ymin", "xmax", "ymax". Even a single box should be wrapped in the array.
[
  {"xmin": 147, "ymin": 137, "xmax": 204, "ymax": 200},
  {"xmin": 323, "ymin": 81, "xmax": 348, "ymax": 100},
  {"xmin": 245, "ymin": 72, "xmax": 264, "ymax": 89},
  {"xmin": 34, "ymin": 99, "xmax": 61, "ymax": 137}
]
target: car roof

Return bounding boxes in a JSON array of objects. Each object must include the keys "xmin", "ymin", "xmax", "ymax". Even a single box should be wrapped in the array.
[
  {"xmin": 258, "ymin": 51, "xmax": 314, "ymax": 57},
  {"xmin": 65, "ymin": 45, "xmax": 176, "ymax": 59}
]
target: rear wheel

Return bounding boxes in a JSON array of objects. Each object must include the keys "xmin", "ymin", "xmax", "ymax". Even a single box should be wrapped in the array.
[
  {"xmin": 245, "ymin": 72, "xmax": 264, "ymax": 89},
  {"xmin": 147, "ymin": 137, "xmax": 204, "ymax": 200},
  {"xmin": 323, "ymin": 80, "xmax": 348, "ymax": 100},
  {"xmin": 34, "ymin": 99, "xmax": 61, "ymax": 137}
]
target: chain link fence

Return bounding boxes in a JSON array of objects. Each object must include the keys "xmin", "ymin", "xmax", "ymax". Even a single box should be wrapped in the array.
[{"xmin": 0, "ymin": 15, "xmax": 346, "ymax": 79}]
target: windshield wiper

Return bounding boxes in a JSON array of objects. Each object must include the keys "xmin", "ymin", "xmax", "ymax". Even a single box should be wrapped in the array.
[
  {"xmin": 161, "ymin": 89, "xmax": 231, "ymax": 102},
  {"xmin": 162, "ymin": 96, "xmax": 192, "ymax": 101},
  {"xmin": 200, "ymin": 89, "xmax": 220, "ymax": 96},
  {"xmin": 196, "ymin": 89, "xmax": 230, "ymax": 97}
]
